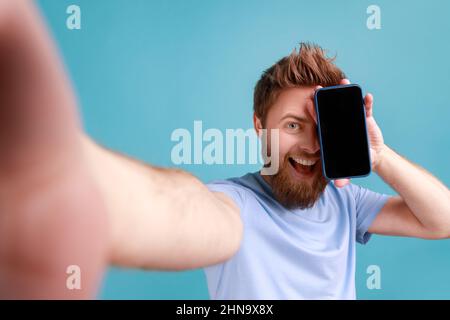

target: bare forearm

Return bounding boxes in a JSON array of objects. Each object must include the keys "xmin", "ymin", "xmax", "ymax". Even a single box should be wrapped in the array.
[
  {"xmin": 82, "ymin": 135, "xmax": 242, "ymax": 270},
  {"xmin": 375, "ymin": 145, "xmax": 450, "ymax": 235}
]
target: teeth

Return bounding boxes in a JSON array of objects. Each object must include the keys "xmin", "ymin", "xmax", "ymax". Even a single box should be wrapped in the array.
[{"xmin": 291, "ymin": 157, "xmax": 317, "ymax": 166}]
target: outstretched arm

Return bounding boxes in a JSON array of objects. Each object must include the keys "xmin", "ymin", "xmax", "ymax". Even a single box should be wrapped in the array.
[
  {"xmin": 0, "ymin": 0, "xmax": 241, "ymax": 299},
  {"xmin": 83, "ymin": 136, "xmax": 242, "ymax": 270}
]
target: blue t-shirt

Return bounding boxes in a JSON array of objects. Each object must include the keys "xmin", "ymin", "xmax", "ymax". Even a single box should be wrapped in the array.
[{"xmin": 204, "ymin": 171, "xmax": 391, "ymax": 300}]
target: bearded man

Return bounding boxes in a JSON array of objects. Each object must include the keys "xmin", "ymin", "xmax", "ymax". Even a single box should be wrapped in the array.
[
  {"xmin": 204, "ymin": 43, "xmax": 450, "ymax": 299},
  {"xmin": 1, "ymin": 1, "xmax": 449, "ymax": 300}
]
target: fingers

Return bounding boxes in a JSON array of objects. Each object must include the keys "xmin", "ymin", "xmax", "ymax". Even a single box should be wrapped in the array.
[
  {"xmin": 307, "ymin": 85, "xmax": 323, "ymax": 124},
  {"xmin": 340, "ymin": 78, "xmax": 351, "ymax": 85},
  {"xmin": 364, "ymin": 93, "xmax": 373, "ymax": 117},
  {"xmin": 309, "ymin": 85, "xmax": 323, "ymax": 99},
  {"xmin": 334, "ymin": 178, "xmax": 350, "ymax": 188},
  {"xmin": 305, "ymin": 100, "xmax": 318, "ymax": 125}
]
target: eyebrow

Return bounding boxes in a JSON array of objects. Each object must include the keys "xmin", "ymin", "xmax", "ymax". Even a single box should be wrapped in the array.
[{"xmin": 279, "ymin": 113, "xmax": 310, "ymax": 123}]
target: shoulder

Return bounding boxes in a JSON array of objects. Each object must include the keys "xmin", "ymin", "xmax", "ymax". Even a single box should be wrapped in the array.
[{"xmin": 206, "ymin": 173, "xmax": 260, "ymax": 210}]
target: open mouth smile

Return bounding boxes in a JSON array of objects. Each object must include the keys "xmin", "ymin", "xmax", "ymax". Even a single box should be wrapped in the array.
[{"xmin": 288, "ymin": 156, "xmax": 319, "ymax": 178}]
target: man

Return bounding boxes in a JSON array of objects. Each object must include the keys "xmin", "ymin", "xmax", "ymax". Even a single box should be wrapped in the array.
[
  {"xmin": 204, "ymin": 43, "xmax": 450, "ymax": 299},
  {"xmin": 0, "ymin": 1, "xmax": 448, "ymax": 299}
]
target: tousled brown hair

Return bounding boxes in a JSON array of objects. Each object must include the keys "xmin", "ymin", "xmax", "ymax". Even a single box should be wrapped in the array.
[{"xmin": 253, "ymin": 42, "xmax": 345, "ymax": 126}]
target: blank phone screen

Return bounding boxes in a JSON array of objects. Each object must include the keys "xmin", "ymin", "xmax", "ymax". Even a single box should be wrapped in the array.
[{"xmin": 315, "ymin": 85, "xmax": 371, "ymax": 179}]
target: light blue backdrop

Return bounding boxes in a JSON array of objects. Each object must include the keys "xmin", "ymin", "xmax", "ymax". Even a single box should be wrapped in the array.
[{"xmin": 37, "ymin": 0, "xmax": 449, "ymax": 299}]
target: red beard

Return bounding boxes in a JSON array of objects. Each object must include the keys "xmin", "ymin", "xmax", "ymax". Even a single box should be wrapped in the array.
[{"xmin": 266, "ymin": 153, "xmax": 328, "ymax": 210}]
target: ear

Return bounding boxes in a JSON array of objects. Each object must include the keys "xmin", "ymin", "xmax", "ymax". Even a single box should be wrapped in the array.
[{"xmin": 253, "ymin": 113, "xmax": 263, "ymax": 137}]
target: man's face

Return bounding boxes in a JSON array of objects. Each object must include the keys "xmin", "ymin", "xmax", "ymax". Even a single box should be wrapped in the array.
[{"xmin": 259, "ymin": 86, "xmax": 328, "ymax": 209}]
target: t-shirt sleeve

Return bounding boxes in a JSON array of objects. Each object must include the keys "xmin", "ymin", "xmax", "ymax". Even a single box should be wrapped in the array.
[
  {"xmin": 204, "ymin": 180, "xmax": 246, "ymax": 298},
  {"xmin": 350, "ymin": 183, "xmax": 391, "ymax": 245},
  {"xmin": 206, "ymin": 180, "xmax": 247, "ymax": 212}
]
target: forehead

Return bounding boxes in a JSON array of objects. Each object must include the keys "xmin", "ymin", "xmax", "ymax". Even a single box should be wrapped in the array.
[{"xmin": 266, "ymin": 86, "xmax": 316, "ymax": 122}]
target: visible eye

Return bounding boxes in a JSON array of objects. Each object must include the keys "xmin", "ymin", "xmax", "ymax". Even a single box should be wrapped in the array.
[{"xmin": 287, "ymin": 122, "xmax": 301, "ymax": 130}]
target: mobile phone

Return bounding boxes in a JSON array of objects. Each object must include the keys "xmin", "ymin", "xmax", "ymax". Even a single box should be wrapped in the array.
[{"xmin": 314, "ymin": 84, "xmax": 371, "ymax": 180}]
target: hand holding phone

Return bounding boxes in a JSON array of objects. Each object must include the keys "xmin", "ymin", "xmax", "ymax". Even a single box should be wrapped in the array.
[{"xmin": 314, "ymin": 84, "xmax": 372, "ymax": 180}]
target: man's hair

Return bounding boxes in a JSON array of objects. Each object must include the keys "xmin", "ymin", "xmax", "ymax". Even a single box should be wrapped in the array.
[{"xmin": 253, "ymin": 42, "xmax": 345, "ymax": 126}]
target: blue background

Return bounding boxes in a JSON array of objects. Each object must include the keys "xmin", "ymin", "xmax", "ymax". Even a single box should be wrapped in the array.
[{"xmin": 36, "ymin": 0, "xmax": 449, "ymax": 299}]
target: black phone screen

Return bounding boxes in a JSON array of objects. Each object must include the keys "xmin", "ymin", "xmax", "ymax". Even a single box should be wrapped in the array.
[{"xmin": 315, "ymin": 85, "xmax": 371, "ymax": 179}]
